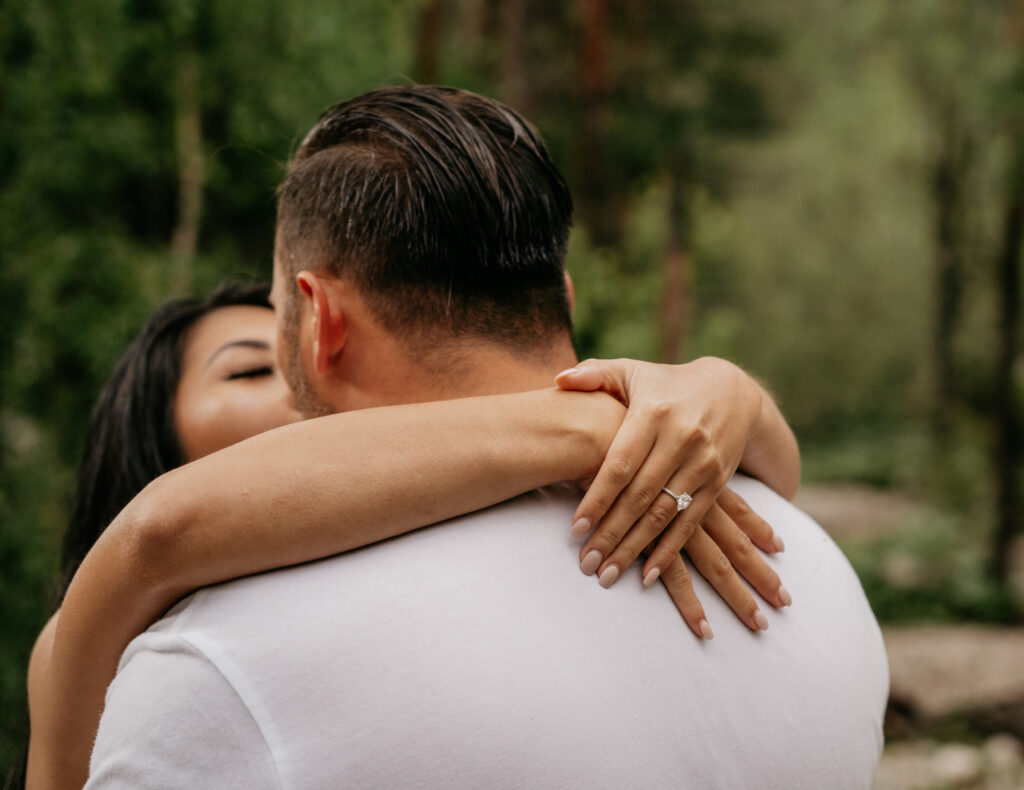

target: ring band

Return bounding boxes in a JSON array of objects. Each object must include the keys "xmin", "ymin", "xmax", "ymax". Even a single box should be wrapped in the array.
[{"xmin": 662, "ymin": 487, "xmax": 693, "ymax": 513}]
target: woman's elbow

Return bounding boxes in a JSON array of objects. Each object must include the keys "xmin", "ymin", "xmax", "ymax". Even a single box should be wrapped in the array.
[{"xmin": 112, "ymin": 473, "xmax": 199, "ymax": 599}]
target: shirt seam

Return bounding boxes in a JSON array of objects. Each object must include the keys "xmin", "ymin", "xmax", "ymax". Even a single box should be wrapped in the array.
[{"xmin": 151, "ymin": 632, "xmax": 285, "ymax": 790}]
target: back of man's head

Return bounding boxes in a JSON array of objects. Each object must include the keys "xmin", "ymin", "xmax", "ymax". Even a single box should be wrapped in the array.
[{"xmin": 276, "ymin": 85, "xmax": 574, "ymax": 353}]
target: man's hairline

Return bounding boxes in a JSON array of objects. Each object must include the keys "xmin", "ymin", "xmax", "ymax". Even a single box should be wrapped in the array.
[{"xmin": 273, "ymin": 253, "xmax": 573, "ymax": 376}]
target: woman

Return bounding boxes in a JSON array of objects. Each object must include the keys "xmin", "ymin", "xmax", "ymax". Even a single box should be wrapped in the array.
[{"xmin": 26, "ymin": 282, "xmax": 798, "ymax": 789}]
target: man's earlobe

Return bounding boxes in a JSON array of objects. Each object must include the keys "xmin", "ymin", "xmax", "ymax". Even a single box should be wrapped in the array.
[
  {"xmin": 296, "ymin": 271, "xmax": 345, "ymax": 374},
  {"xmin": 564, "ymin": 271, "xmax": 575, "ymax": 314}
]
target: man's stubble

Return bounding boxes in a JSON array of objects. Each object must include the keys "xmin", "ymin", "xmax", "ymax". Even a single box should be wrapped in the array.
[{"xmin": 278, "ymin": 290, "xmax": 335, "ymax": 419}]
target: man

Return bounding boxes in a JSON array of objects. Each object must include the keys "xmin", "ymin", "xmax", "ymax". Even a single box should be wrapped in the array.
[{"xmin": 86, "ymin": 86, "xmax": 888, "ymax": 788}]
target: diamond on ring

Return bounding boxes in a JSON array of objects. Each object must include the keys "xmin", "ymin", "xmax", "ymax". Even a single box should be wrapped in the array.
[{"xmin": 662, "ymin": 487, "xmax": 692, "ymax": 513}]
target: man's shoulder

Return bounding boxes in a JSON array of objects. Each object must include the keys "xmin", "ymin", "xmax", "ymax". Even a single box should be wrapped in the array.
[
  {"xmin": 151, "ymin": 475, "xmax": 835, "ymax": 638},
  {"xmin": 137, "ymin": 485, "xmax": 583, "ymax": 645},
  {"xmin": 108, "ymin": 477, "xmax": 886, "ymax": 789},
  {"xmin": 89, "ymin": 632, "xmax": 279, "ymax": 789}
]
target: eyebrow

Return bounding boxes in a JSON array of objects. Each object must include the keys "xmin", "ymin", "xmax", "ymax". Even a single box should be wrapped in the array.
[{"xmin": 203, "ymin": 339, "xmax": 272, "ymax": 370}]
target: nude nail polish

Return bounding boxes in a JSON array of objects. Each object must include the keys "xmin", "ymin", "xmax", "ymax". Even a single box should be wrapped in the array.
[
  {"xmin": 598, "ymin": 564, "xmax": 620, "ymax": 588},
  {"xmin": 772, "ymin": 534, "xmax": 786, "ymax": 553},
  {"xmin": 580, "ymin": 549, "xmax": 603, "ymax": 576},
  {"xmin": 642, "ymin": 567, "xmax": 660, "ymax": 587},
  {"xmin": 555, "ymin": 367, "xmax": 579, "ymax": 379},
  {"xmin": 571, "ymin": 517, "xmax": 592, "ymax": 538},
  {"xmin": 777, "ymin": 586, "xmax": 792, "ymax": 607},
  {"xmin": 753, "ymin": 610, "xmax": 770, "ymax": 631},
  {"xmin": 698, "ymin": 619, "xmax": 714, "ymax": 640}
]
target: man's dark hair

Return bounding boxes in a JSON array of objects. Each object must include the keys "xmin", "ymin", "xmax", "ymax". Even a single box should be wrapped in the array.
[
  {"xmin": 60, "ymin": 281, "xmax": 272, "ymax": 601},
  {"xmin": 276, "ymin": 85, "xmax": 574, "ymax": 350}
]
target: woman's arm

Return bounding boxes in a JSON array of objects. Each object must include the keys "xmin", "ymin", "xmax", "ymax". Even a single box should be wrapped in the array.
[
  {"xmin": 27, "ymin": 389, "xmax": 624, "ymax": 790},
  {"xmin": 741, "ymin": 381, "xmax": 799, "ymax": 497}
]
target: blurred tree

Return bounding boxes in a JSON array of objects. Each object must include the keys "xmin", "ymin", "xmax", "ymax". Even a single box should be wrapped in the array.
[
  {"xmin": 499, "ymin": 0, "xmax": 530, "ymax": 110},
  {"xmin": 169, "ymin": 1, "xmax": 204, "ymax": 292},
  {"xmin": 991, "ymin": 6, "xmax": 1024, "ymax": 595},
  {"xmin": 414, "ymin": 0, "xmax": 445, "ymax": 84},
  {"xmin": 681, "ymin": 0, "xmax": 935, "ymax": 444},
  {"xmin": 575, "ymin": 0, "xmax": 613, "ymax": 245},
  {"xmin": 992, "ymin": 133, "xmax": 1023, "ymax": 592},
  {"xmin": 887, "ymin": 0, "xmax": 1024, "ymax": 604},
  {"xmin": 892, "ymin": 0, "xmax": 982, "ymax": 448}
]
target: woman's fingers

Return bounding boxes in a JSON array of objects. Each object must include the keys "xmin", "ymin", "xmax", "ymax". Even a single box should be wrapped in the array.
[
  {"xmin": 577, "ymin": 430, "xmax": 732, "ymax": 587},
  {"xmin": 569, "ymin": 406, "xmax": 661, "ymax": 538},
  {"xmin": 635, "ymin": 485, "xmax": 710, "ymax": 579},
  {"xmin": 699, "ymin": 503, "xmax": 790, "ymax": 609},
  {"xmin": 684, "ymin": 526, "xmax": 769, "ymax": 632},
  {"xmin": 585, "ymin": 484, "xmax": 710, "ymax": 588},
  {"xmin": 573, "ymin": 409, "xmax": 729, "ymax": 579},
  {"xmin": 657, "ymin": 553, "xmax": 714, "ymax": 640},
  {"xmin": 716, "ymin": 487, "xmax": 785, "ymax": 555},
  {"xmin": 554, "ymin": 359, "xmax": 629, "ymax": 401}
]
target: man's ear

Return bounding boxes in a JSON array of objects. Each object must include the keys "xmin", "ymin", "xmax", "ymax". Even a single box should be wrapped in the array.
[
  {"xmin": 295, "ymin": 271, "xmax": 346, "ymax": 374},
  {"xmin": 564, "ymin": 271, "xmax": 575, "ymax": 314}
]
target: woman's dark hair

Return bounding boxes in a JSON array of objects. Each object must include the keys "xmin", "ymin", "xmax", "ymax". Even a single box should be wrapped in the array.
[{"xmin": 59, "ymin": 280, "xmax": 272, "ymax": 600}]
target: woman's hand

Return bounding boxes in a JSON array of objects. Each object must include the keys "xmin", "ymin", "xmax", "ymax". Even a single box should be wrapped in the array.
[
  {"xmin": 556, "ymin": 357, "xmax": 799, "ymax": 634},
  {"xmin": 655, "ymin": 490, "xmax": 791, "ymax": 638}
]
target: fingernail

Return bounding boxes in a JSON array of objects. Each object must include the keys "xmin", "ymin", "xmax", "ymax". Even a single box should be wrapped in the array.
[
  {"xmin": 698, "ymin": 619, "xmax": 714, "ymax": 640},
  {"xmin": 772, "ymin": 534, "xmax": 786, "ymax": 553},
  {"xmin": 598, "ymin": 564, "xmax": 620, "ymax": 588},
  {"xmin": 555, "ymin": 367, "xmax": 579, "ymax": 379},
  {"xmin": 642, "ymin": 567, "xmax": 661, "ymax": 587},
  {"xmin": 777, "ymin": 586, "xmax": 792, "ymax": 607},
  {"xmin": 580, "ymin": 549, "xmax": 603, "ymax": 576},
  {"xmin": 570, "ymin": 517, "xmax": 592, "ymax": 537},
  {"xmin": 753, "ymin": 610, "xmax": 770, "ymax": 631}
]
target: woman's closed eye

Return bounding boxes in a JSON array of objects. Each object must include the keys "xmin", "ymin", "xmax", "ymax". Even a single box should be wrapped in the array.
[{"xmin": 226, "ymin": 365, "xmax": 273, "ymax": 381}]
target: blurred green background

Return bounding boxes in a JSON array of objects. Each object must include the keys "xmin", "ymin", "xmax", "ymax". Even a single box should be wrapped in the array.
[{"xmin": 3, "ymin": 0, "xmax": 1024, "ymax": 778}]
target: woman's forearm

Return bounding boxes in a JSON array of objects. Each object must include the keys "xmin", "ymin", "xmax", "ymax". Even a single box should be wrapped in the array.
[
  {"xmin": 126, "ymin": 388, "xmax": 623, "ymax": 604},
  {"xmin": 738, "ymin": 376, "xmax": 800, "ymax": 500},
  {"xmin": 30, "ymin": 388, "xmax": 622, "ymax": 789}
]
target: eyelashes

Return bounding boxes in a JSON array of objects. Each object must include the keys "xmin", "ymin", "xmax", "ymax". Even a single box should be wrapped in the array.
[{"xmin": 226, "ymin": 366, "xmax": 274, "ymax": 381}]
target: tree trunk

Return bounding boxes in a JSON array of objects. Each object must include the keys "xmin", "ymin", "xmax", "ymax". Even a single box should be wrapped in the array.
[
  {"xmin": 576, "ymin": 0, "xmax": 615, "ymax": 244},
  {"xmin": 499, "ymin": 0, "xmax": 529, "ymax": 111},
  {"xmin": 931, "ymin": 109, "xmax": 968, "ymax": 447},
  {"xmin": 991, "ymin": 137, "xmax": 1024, "ymax": 590},
  {"xmin": 414, "ymin": 0, "xmax": 445, "ymax": 84},
  {"xmin": 170, "ymin": 42, "xmax": 203, "ymax": 295},
  {"xmin": 659, "ymin": 170, "xmax": 694, "ymax": 364},
  {"xmin": 456, "ymin": 0, "xmax": 487, "ymax": 64}
]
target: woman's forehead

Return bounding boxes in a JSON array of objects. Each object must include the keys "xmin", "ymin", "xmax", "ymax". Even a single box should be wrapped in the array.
[{"xmin": 184, "ymin": 306, "xmax": 276, "ymax": 365}]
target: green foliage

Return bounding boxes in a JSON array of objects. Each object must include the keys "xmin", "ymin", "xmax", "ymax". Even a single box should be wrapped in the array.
[
  {"xmin": 0, "ymin": 435, "xmax": 66, "ymax": 778},
  {"xmin": 839, "ymin": 503, "xmax": 1023, "ymax": 624}
]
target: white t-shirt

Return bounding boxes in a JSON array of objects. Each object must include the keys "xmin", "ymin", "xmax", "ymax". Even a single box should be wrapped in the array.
[{"xmin": 86, "ymin": 476, "xmax": 888, "ymax": 789}]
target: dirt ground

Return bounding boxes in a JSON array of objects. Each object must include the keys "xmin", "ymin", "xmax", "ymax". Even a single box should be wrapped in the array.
[
  {"xmin": 878, "ymin": 625, "xmax": 1024, "ymax": 789},
  {"xmin": 794, "ymin": 485, "xmax": 1024, "ymax": 790}
]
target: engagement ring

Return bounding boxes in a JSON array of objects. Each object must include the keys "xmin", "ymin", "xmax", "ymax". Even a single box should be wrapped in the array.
[{"xmin": 661, "ymin": 487, "xmax": 692, "ymax": 513}]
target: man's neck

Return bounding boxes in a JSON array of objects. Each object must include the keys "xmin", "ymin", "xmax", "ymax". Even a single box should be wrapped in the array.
[
  {"xmin": 328, "ymin": 330, "xmax": 578, "ymax": 411},
  {"xmin": 420, "ymin": 340, "xmax": 579, "ymax": 400}
]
